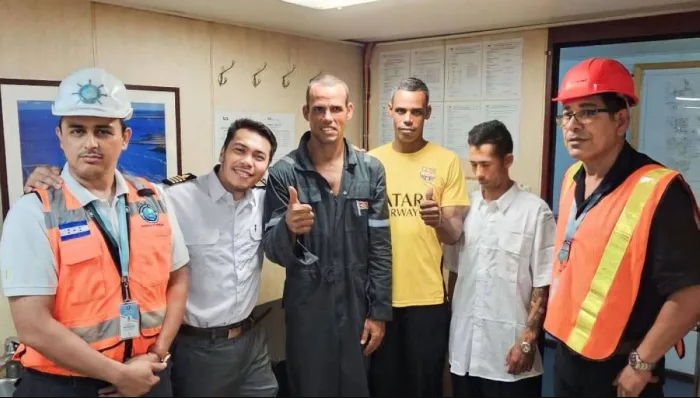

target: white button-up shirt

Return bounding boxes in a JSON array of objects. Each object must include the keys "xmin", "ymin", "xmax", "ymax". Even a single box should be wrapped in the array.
[
  {"xmin": 443, "ymin": 183, "xmax": 556, "ymax": 382},
  {"xmin": 165, "ymin": 168, "xmax": 265, "ymax": 328}
]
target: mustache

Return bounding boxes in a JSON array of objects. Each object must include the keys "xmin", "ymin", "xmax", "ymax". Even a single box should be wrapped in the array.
[{"xmin": 79, "ymin": 151, "xmax": 103, "ymax": 158}]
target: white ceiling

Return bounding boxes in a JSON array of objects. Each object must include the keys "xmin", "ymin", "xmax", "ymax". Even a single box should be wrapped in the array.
[{"xmin": 92, "ymin": 0, "xmax": 700, "ymax": 43}]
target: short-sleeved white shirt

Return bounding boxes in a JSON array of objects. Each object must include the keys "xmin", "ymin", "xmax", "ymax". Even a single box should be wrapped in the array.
[
  {"xmin": 443, "ymin": 183, "xmax": 556, "ymax": 382},
  {"xmin": 0, "ymin": 165, "xmax": 189, "ymax": 297}
]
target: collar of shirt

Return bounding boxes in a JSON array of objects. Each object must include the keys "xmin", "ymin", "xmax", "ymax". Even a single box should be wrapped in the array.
[
  {"xmin": 206, "ymin": 165, "xmax": 258, "ymax": 209},
  {"xmin": 294, "ymin": 131, "xmax": 359, "ymax": 172},
  {"xmin": 475, "ymin": 182, "xmax": 519, "ymax": 214},
  {"xmin": 572, "ymin": 140, "xmax": 659, "ymax": 211},
  {"xmin": 60, "ymin": 163, "xmax": 129, "ymax": 207}
]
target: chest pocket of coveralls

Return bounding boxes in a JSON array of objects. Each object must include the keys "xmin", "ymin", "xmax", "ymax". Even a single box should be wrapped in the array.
[
  {"xmin": 59, "ymin": 232, "xmax": 107, "ymax": 306},
  {"xmin": 344, "ymin": 182, "xmax": 370, "ymax": 233}
]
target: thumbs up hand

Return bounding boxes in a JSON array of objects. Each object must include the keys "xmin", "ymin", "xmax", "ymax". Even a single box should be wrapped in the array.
[
  {"xmin": 285, "ymin": 186, "xmax": 315, "ymax": 235},
  {"xmin": 419, "ymin": 186, "xmax": 441, "ymax": 228}
]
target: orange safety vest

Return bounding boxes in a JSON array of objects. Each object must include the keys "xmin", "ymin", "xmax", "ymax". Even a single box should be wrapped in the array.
[
  {"xmin": 544, "ymin": 162, "xmax": 693, "ymax": 361},
  {"xmin": 13, "ymin": 176, "xmax": 173, "ymax": 376}
]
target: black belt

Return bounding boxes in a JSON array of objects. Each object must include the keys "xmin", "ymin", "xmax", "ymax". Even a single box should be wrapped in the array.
[{"xmin": 178, "ymin": 308, "xmax": 271, "ymax": 340}]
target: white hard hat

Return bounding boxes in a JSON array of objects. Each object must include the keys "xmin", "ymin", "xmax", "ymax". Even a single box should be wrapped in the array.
[{"xmin": 52, "ymin": 67, "xmax": 133, "ymax": 121}]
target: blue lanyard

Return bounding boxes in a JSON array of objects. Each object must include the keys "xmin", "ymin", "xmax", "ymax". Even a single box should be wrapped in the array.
[
  {"xmin": 89, "ymin": 196, "xmax": 130, "ymax": 278},
  {"xmin": 557, "ymin": 192, "xmax": 603, "ymax": 263}
]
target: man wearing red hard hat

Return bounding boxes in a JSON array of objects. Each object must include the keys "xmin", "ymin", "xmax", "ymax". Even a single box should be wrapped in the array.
[{"xmin": 544, "ymin": 58, "xmax": 700, "ymax": 397}]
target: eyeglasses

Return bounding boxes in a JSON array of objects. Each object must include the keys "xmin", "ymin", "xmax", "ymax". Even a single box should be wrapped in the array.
[{"xmin": 555, "ymin": 108, "xmax": 613, "ymax": 127}]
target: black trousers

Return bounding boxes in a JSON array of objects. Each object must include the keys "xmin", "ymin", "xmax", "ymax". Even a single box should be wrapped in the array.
[
  {"xmin": 451, "ymin": 372, "xmax": 542, "ymax": 397},
  {"xmin": 369, "ymin": 302, "xmax": 450, "ymax": 397},
  {"xmin": 553, "ymin": 341, "xmax": 665, "ymax": 397},
  {"xmin": 13, "ymin": 365, "xmax": 172, "ymax": 397},
  {"xmin": 170, "ymin": 325, "xmax": 278, "ymax": 397}
]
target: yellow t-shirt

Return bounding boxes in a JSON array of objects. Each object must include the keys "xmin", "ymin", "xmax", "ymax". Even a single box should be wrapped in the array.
[{"xmin": 369, "ymin": 142, "xmax": 470, "ymax": 307}]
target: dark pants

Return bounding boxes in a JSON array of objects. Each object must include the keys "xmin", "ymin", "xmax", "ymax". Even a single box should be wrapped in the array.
[
  {"xmin": 13, "ymin": 365, "xmax": 172, "ymax": 397},
  {"xmin": 451, "ymin": 372, "xmax": 542, "ymax": 397},
  {"xmin": 369, "ymin": 302, "xmax": 450, "ymax": 397},
  {"xmin": 553, "ymin": 341, "xmax": 665, "ymax": 397},
  {"xmin": 170, "ymin": 325, "xmax": 278, "ymax": 397}
]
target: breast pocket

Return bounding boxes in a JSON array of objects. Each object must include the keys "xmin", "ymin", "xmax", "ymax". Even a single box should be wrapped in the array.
[
  {"xmin": 185, "ymin": 228, "xmax": 220, "ymax": 257},
  {"xmin": 497, "ymin": 230, "xmax": 533, "ymax": 283},
  {"xmin": 58, "ymin": 234, "xmax": 106, "ymax": 305},
  {"xmin": 344, "ymin": 182, "xmax": 371, "ymax": 233}
]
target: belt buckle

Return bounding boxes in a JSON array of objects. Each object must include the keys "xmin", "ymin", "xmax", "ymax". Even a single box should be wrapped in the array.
[{"xmin": 227, "ymin": 326, "xmax": 242, "ymax": 339}]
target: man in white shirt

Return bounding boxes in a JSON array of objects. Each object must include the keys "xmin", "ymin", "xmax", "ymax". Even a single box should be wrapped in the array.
[
  {"xmin": 443, "ymin": 120, "xmax": 556, "ymax": 397},
  {"xmin": 23, "ymin": 118, "xmax": 279, "ymax": 397}
]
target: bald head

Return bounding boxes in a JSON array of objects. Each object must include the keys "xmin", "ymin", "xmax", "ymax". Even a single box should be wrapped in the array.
[{"xmin": 306, "ymin": 74, "xmax": 350, "ymax": 106}]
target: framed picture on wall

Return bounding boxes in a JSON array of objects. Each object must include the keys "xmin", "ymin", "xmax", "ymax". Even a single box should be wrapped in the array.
[
  {"xmin": 631, "ymin": 61, "xmax": 700, "ymax": 203},
  {"xmin": 0, "ymin": 79, "xmax": 182, "ymax": 217}
]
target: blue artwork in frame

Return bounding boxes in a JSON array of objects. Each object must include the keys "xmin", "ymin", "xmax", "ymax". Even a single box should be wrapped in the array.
[
  {"xmin": 17, "ymin": 100, "xmax": 168, "ymax": 184},
  {"xmin": 0, "ymin": 79, "xmax": 181, "ymax": 216}
]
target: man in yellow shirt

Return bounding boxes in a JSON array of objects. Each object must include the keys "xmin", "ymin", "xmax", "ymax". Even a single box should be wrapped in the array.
[{"xmin": 369, "ymin": 77, "xmax": 470, "ymax": 397}]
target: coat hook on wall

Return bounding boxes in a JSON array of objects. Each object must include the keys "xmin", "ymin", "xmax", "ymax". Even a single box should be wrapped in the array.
[
  {"xmin": 310, "ymin": 69, "xmax": 324, "ymax": 82},
  {"xmin": 218, "ymin": 60, "xmax": 236, "ymax": 87},
  {"xmin": 282, "ymin": 64, "xmax": 297, "ymax": 88},
  {"xmin": 253, "ymin": 62, "xmax": 268, "ymax": 87}
]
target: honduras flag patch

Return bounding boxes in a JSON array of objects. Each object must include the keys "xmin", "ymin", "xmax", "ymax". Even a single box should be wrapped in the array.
[{"xmin": 59, "ymin": 220, "xmax": 91, "ymax": 241}]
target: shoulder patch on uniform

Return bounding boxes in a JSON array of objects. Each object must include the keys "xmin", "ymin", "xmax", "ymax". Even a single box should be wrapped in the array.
[
  {"xmin": 161, "ymin": 173, "xmax": 197, "ymax": 186},
  {"xmin": 253, "ymin": 177, "xmax": 267, "ymax": 189}
]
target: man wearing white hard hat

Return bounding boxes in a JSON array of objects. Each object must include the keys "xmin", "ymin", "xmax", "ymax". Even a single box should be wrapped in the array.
[{"xmin": 0, "ymin": 67, "xmax": 190, "ymax": 397}]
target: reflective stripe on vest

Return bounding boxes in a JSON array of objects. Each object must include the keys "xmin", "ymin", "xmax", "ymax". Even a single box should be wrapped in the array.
[
  {"xmin": 565, "ymin": 167, "xmax": 673, "ymax": 353},
  {"xmin": 545, "ymin": 163, "xmax": 684, "ymax": 360},
  {"xmin": 15, "ymin": 176, "xmax": 172, "ymax": 376}
]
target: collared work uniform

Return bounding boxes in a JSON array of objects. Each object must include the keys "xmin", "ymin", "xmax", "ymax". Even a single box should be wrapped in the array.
[
  {"xmin": 165, "ymin": 166, "xmax": 278, "ymax": 397},
  {"xmin": 545, "ymin": 142, "xmax": 700, "ymax": 397},
  {"xmin": 262, "ymin": 131, "xmax": 392, "ymax": 397},
  {"xmin": 0, "ymin": 166, "xmax": 189, "ymax": 397},
  {"xmin": 444, "ymin": 183, "xmax": 555, "ymax": 397}
]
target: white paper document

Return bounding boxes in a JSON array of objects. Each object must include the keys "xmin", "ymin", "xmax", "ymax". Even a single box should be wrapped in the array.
[
  {"xmin": 445, "ymin": 43, "xmax": 482, "ymax": 102},
  {"xmin": 444, "ymin": 102, "xmax": 482, "ymax": 158},
  {"xmin": 379, "ymin": 50, "xmax": 411, "ymax": 102},
  {"xmin": 482, "ymin": 100, "xmax": 521, "ymax": 157},
  {"xmin": 424, "ymin": 102, "xmax": 444, "ymax": 145},
  {"xmin": 411, "ymin": 46, "xmax": 445, "ymax": 102},
  {"xmin": 214, "ymin": 111, "xmax": 296, "ymax": 166},
  {"xmin": 379, "ymin": 106, "xmax": 394, "ymax": 145},
  {"xmin": 482, "ymin": 38, "xmax": 523, "ymax": 99}
]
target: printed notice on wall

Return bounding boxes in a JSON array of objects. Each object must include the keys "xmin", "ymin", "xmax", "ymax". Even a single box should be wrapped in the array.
[
  {"xmin": 379, "ymin": 50, "xmax": 411, "ymax": 102},
  {"xmin": 410, "ymin": 46, "xmax": 445, "ymax": 102},
  {"xmin": 482, "ymin": 38, "xmax": 523, "ymax": 99},
  {"xmin": 424, "ymin": 102, "xmax": 444, "ymax": 145},
  {"xmin": 445, "ymin": 43, "xmax": 482, "ymax": 102},
  {"xmin": 214, "ymin": 111, "xmax": 295, "ymax": 166},
  {"xmin": 444, "ymin": 102, "xmax": 481, "ymax": 159},
  {"xmin": 482, "ymin": 101, "xmax": 521, "ymax": 158},
  {"xmin": 379, "ymin": 105, "xmax": 394, "ymax": 145}
]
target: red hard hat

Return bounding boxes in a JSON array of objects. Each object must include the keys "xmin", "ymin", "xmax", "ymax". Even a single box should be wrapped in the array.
[{"xmin": 554, "ymin": 58, "xmax": 639, "ymax": 107}]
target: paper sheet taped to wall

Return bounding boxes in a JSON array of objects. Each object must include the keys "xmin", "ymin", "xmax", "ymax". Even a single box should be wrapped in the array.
[{"xmin": 214, "ymin": 111, "xmax": 296, "ymax": 167}]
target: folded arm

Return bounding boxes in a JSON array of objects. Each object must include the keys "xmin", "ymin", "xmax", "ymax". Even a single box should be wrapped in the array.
[
  {"xmin": 10, "ymin": 295, "xmax": 125, "ymax": 384},
  {"xmin": 435, "ymin": 206, "xmax": 467, "ymax": 245}
]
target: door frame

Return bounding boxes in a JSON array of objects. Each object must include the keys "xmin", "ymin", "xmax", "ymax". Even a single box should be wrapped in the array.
[{"xmin": 540, "ymin": 11, "xmax": 700, "ymax": 206}]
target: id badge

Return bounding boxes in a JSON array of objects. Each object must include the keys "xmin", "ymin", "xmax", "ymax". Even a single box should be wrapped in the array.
[{"xmin": 119, "ymin": 302, "xmax": 140, "ymax": 340}]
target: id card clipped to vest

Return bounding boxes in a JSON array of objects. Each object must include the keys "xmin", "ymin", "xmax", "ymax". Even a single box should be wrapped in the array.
[{"xmin": 119, "ymin": 302, "xmax": 140, "ymax": 340}]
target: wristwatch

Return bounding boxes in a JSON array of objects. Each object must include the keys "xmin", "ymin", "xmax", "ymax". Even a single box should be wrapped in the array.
[
  {"xmin": 520, "ymin": 341, "xmax": 532, "ymax": 355},
  {"xmin": 628, "ymin": 351, "xmax": 655, "ymax": 371},
  {"xmin": 147, "ymin": 344, "xmax": 170, "ymax": 363}
]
